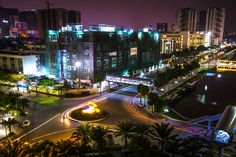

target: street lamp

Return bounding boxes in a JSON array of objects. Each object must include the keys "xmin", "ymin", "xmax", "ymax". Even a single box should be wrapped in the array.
[{"xmin": 75, "ymin": 61, "xmax": 81, "ymax": 89}]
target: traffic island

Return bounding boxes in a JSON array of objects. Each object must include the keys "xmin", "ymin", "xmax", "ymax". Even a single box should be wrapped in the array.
[{"xmin": 70, "ymin": 102, "xmax": 108, "ymax": 122}]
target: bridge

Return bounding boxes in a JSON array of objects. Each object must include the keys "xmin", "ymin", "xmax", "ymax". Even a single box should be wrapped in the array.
[
  {"xmin": 106, "ymin": 74, "xmax": 154, "ymax": 87},
  {"xmin": 217, "ymin": 60, "xmax": 236, "ymax": 72},
  {"xmin": 190, "ymin": 113, "xmax": 222, "ymax": 130}
]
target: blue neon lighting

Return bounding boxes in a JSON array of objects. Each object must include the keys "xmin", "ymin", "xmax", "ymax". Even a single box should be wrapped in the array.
[{"xmin": 213, "ymin": 130, "xmax": 231, "ymax": 145}]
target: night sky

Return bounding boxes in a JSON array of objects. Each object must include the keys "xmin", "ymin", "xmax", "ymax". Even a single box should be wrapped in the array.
[{"xmin": 2, "ymin": 0, "xmax": 236, "ymax": 32}]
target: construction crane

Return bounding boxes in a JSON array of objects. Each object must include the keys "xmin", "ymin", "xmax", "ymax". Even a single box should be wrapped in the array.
[{"xmin": 45, "ymin": 0, "xmax": 54, "ymax": 9}]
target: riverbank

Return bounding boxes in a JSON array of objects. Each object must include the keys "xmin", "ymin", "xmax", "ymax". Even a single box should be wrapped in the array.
[{"xmin": 171, "ymin": 71, "xmax": 236, "ymax": 119}]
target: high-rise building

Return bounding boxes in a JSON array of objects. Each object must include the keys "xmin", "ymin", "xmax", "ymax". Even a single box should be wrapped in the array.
[
  {"xmin": 176, "ymin": 8, "xmax": 197, "ymax": 33},
  {"xmin": 0, "ymin": 6, "xmax": 18, "ymax": 37},
  {"xmin": 198, "ymin": 10, "xmax": 207, "ymax": 31},
  {"xmin": 67, "ymin": 10, "xmax": 81, "ymax": 25},
  {"xmin": 156, "ymin": 23, "xmax": 168, "ymax": 32},
  {"xmin": 37, "ymin": 8, "xmax": 81, "ymax": 40},
  {"xmin": 46, "ymin": 25, "xmax": 160, "ymax": 84},
  {"xmin": 204, "ymin": 8, "xmax": 225, "ymax": 45},
  {"xmin": 19, "ymin": 10, "xmax": 38, "ymax": 30}
]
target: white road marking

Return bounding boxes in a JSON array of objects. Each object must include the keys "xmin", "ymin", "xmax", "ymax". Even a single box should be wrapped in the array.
[{"xmin": 14, "ymin": 113, "xmax": 61, "ymax": 141}]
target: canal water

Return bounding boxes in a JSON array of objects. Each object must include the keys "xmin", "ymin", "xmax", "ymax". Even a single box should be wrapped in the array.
[{"xmin": 172, "ymin": 71, "xmax": 236, "ymax": 119}]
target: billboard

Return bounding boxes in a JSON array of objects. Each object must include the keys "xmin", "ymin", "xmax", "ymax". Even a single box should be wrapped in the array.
[
  {"xmin": 23, "ymin": 55, "xmax": 37, "ymax": 75},
  {"xmin": 130, "ymin": 47, "xmax": 137, "ymax": 56}
]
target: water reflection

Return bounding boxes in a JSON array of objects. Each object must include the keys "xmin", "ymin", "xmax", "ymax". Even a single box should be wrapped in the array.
[{"xmin": 171, "ymin": 72, "xmax": 236, "ymax": 119}]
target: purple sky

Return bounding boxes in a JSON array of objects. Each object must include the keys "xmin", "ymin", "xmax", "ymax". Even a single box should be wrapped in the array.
[{"xmin": 2, "ymin": 0, "xmax": 236, "ymax": 32}]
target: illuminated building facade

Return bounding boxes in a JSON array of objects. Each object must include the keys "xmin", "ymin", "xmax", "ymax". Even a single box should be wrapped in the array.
[
  {"xmin": 160, "ymin": 32, "xmax": 184, "ymax": 54},
  {"xmin": 46, "ymin": 25, "xmax": 160, "ymax": 84},
  {"xmin": 189, "ymin": 32, "xmax": 205, "ymax": 48},
  {"xmin": 0, "ymin": 50, "xmax": 45, "ymax": 75},
  {"xmin": 160, "ymin": 31, "xmax": 207, "ymax": 54}
]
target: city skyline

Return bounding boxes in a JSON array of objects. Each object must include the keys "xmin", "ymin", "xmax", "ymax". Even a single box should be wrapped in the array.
[{"xmin": 1, "ymin": 0, "xmax": 236, "ymax": 32}]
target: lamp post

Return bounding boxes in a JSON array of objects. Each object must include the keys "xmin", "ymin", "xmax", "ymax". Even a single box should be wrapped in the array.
[{"xmin": 75, "ymin": 61, "xmax": 81, "ymax": 90}]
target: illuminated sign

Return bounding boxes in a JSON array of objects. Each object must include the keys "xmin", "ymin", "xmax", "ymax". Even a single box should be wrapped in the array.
[
  {"xmin": 205, "ymin": 72, "xmax": 215, "ymax": 77},
  {"xmin": 212, "ymin": 130, "xmax": 232, "ymax": 145},
  {"xmin": 100, "ymin": 26, "xmax": 116, "ymax": 32},
  {"xmin": 130, "ymin": 47, "xmax": 137, "ymax": 56},
  {"xmin": 109, "ymin": 52, "xmax": 117, "ymax": 56}
]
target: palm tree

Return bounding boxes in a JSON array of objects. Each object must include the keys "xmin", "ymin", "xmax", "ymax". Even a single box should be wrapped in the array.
[
  {"xmin": 5, "ymin": 118, "xmax": 19, "ymax": 134},
  {"xmin": 0, "ymin": 119, "xmax": 8, "ymax": 137},
  {"xmin": 115, "ymin": 120, "xmax": 135, "ymax": 148},
  {"xmin": 17, "ymin": 97, "xmax": 30, "ymax": 114},
  {"xmin": 134, "ymin": 123, "xmax": 152, "ymax": 139},
  {"xmin": 70, "ymin": 123, "xmax": 92, "ymax": 146},
  {"xmin": 0, "ymin": 138, "xmax": 27, "ymax": 157},
  {"xmin": 151, "ymin": 123, "xmax": 175, "ymax": 152},
  {"xmin": 166, "ymin": 136, "xmax": 182, "ymax": 157},
  {"xmin": 90, "ymin": 125, "xmax": 113, "ymax": 154},
  {"xmin": 30, "ymin": 140, "xmax": 56, "ymax": 157},
  {"xmin": 180, "ymin": 135, "xmax": 208, "ymax": 157},
  {"xmin": 54, "ymin": 139, "xmax": 77, "ymax": 157},
  {"xmin": 137, "ymin": 84, "xmax": 149, "ymax": 105},
  {"xmin": 129, "ymin": 123, "xmax": 152, "ymax": 153},
  {"xmin": 3, "ymin": 92, "xmax": 22, "ymax": 110}
]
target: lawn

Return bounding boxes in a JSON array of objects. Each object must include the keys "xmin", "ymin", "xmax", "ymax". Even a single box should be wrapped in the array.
[
  {"xmin": 31, "ymin": 95, "xmax": 59, "ymax": 106},
  {"xmin": 163, "ymin": 108, "xmax": 188, "ymax": 121}
]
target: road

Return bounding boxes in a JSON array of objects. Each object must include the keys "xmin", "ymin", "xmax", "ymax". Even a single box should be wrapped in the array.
[
  {"xmin": 16, "ymin": 85, "xmax": 207, "ymax": 142},
  {"xmin": 16, "ymin": 85, "xmax": 148, "ymax": 143}
]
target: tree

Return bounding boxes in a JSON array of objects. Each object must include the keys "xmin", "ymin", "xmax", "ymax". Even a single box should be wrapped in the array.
[
  {"xmin": 137, "ymin": 84, "xmax": 149, "ymax": 104},
  {"xmin": 3, "ymin": 92, "xmax": 22, "ymax": 110},
  {"xmin": 129, "ymin": 123, "xmax": 152, "ymax": 154},
  {"xmin": 57, "ymin": 80, "xmax": 71, "ymax": 99},
  {"xmin": 24, "ymin": 75, "xmax": 37, "ymax": 93},
  {"xmin": 17, "ymin": 97, "xmax": 30, "ymax": 114},
  {"xmin": 166, "ymin": 136, "xmax": 182, "ymax": 157},
  {"xmin": 90, "ymin": 125, "xmax": 113, "ymax": 154},
  {"xmin": 29, "ymin": 140, "xmax": 56, "ymax": 157},
  {"xmin": 115, "ymin": 120, "xmax": 135, "ymax": 148},
  {"xmin": 151, "ymin": 123, "xmax": 175, "ymax": 152},
  {"xmin": 148, "ymin": 92, "xmax": 161, "ymax": 112},
  {"xmin": 133, "ymin": 123, "xmax": 152, "ymax": 139},
  {"xmin": 180, "ymin": 135, "xmax": 209, "ymax": 157},
  {"xmin": 147, "ymin": 93, "xmax": 166, "ymax": 113},
  {"xmin": 39, "ymin": 77, "xmax": 55, "ymax": 96},
  {"xmin": 54, "ymin": 139, "xmax": 77, "ymax": 157},
  {"xmin": 4, "ymin": 118, "xmax": 19, "ymax": 134},
  {"xmin": 0, "ymin": 138, "xmax": 27, "ymax": 157},
  {"xmin": 70, "ymin": 123, "xmax": 92, "ymax": 147},
  {"xmin": 0, "ymin": 119, "xmax": 8, "ymax": 137}
]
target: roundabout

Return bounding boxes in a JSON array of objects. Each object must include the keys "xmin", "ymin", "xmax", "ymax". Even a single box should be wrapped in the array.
[{"xmin": 66, "ymin": 102, "xmax": 109, "ymax": 123}]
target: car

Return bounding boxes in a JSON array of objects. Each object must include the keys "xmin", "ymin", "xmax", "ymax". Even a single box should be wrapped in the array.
[{"xmin": 22, "ymin": 120, "xmax": 30, "ymax": 127}]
